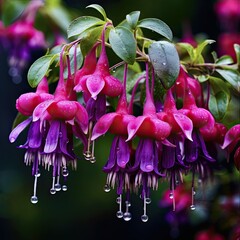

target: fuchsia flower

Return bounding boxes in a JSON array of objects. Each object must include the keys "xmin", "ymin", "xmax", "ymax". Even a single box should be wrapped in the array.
[
  {"xmin": 4, "ymin": 0, "xmax": 46, "ymax": 79},
  {"xmin": 9, "ymin": 47, "xmax": 88, "ymax": 203},
  {"xmin": 222, "ymin": 124, "xmax": 240, "ymax": 171},
  {"xmin": 91, "ymin": 64, "xmax": 135, "ymax": 220}
]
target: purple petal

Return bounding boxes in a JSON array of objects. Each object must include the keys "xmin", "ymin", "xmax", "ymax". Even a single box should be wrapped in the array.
[
  {"xmin": 173, "ymin": 113, "xmax": 193, "ymax": 141},
  {"xmin": 103, "ymin": 136, "xmax": 118, "ymax": 172},
  {"xmin": 116, "ymin": 136, "xmax": 130, "ymax": 168},
  {"xmin": 184, "ymin": 132, "xmax": 198, "ymax": 163},
  {"xmin": 91, "ymin": 113, "xmax": 117, "ymax": 141},
  {"xmin": 161, "ymin": 144, "xmax": 176, "ymax": 169},
  {"xmin": 28, "ymin": 120, "xmax": 42, "ymax": 148},
  {"xmin": 9, "ymin": 117, "xmax": 32, "ymax": 143},
  {"xmin": 44, "ymin": 120, "xmax": 60, "ymax": 153}
]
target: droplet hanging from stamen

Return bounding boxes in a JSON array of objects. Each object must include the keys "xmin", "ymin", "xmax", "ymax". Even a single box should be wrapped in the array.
[
  {"xmin": 141, "ymin": 193, "xmax": 149, "ymax": 222},
  {"xmin": 62, "ymin": 185, "xmax": 67, "ymax": 191},
  {"xmin": 54, "ymin": 175, "xmax": 61, "ymax": 191},
  {"xmin": 50, "ymin": 176, "xmax": 56, "ymax": 195},
  {"xmin": 30, "ymin": 175, "xmax": 39, "ymax": 204},
  {"xmin": 84, "ymin": 122, "xmax": 93, "ymax": 161},
  {"xmin": 190, "ymin": 186, "xmax": 196, "ymax": 211},
  {"xmin": 116, "ymin": 194, "xmax": 123, "ymax": 218},
  {"xmin": 62, "ymin": 167, "xmax": 69, "ymax": 177},
  {"xmin": 169, "ymin": 190, "xmax": 176, "ymax": 211},
  {"xmin": 123, "ymin": 200, "xmax": 132, "ymax": 221},
  {"xmin": 104, "ymin": 184, "xmax": 111, "ymax": 192}
]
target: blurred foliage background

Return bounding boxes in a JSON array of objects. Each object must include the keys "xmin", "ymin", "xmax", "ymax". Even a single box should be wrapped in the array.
[{"xmin": 0, "ymin": 0, "xmax": 239, "ymax": 239}]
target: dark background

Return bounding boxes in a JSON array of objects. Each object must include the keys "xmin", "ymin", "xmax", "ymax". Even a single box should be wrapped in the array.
[{"xmin": 0, "ymin": 0, "xmax": 236, "ymax": 240}]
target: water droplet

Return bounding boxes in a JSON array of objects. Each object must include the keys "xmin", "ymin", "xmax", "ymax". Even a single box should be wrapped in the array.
[
  {"xmin": 10, "ymin": 137, "xmax": 15, "ymax": 143},
  {"xmin": 62, "ymin": 168, "xmax": 69, "ymax": 177},
  {"xmin": 104, "ymin": 184, "xmax": 111, "ymax": 192},
  {"xmin": 90, "ymin": 157, "xmax": 96, "ymax": 164},
  {"xmin": 141, "ymin": 214, "xmax": 148, "ymax": 222},
  {"xmin": 169, "ymin": 192, "xmax": 174, "ymax": 199},
  {"xmin": 190, "ymin": 204, "xmax": 196, "ymax": 210},
  {"xmin": 30, "ymin": 196, "xmax": 38, "ymax": 204},
  {"xmin": 112, "ymin": 68, "xmax": 116, "ymax": 73},
  {"xmin": 116, "ymin": 211, "xmax": 123, "ymax": 218},
  {"xmin": 162, "ymin": 62, "xmax": 166, "ymax": 66},
  {"xmin": 146, "ymin": 198, "xmax": 151, "ymax": 204},
  {"xmin": 123, "ymin": 212, "xmax": 132, "ymax": 221},
  {"xmin": 125, "ymin": 201, "xmax": 131, "ymax": 207},
  {"xmin": 50, "ymin": 188, "xmax": 56, "ymax": 195},
  {"xmin": 116, "ymin": 197, "xmax": 121, "ymax": 204},
  {"xmin": 193, "ymin": 191, "xmax": 196, "ymax": 196},
  {"xmin": 35, "ymin": 170, "xmax": 41, "ymax": 177},
  {"xmin": 62, "ymin": 185, "xmax": 67, "ymax": 191},
  {"xmin": 54, "ymin": 183, "xmax": 61, "ymax": 191},
  {"xmin": 59, "ymin": 132, "xmax": 62, "ymax": 138}
]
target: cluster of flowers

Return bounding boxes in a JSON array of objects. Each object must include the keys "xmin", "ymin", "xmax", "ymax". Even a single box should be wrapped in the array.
[{"xmin": 9, "ymin": 19, "xmax": 240, "ymax": 223}]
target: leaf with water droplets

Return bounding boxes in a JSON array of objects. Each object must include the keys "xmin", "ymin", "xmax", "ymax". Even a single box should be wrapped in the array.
[
  {"xmin": 149, "ymin": 40, "xmax": 180, "ymax": 89},
  {"xmin": 109, "ymin": 26, "xmax": 136, "ymax": 64}
]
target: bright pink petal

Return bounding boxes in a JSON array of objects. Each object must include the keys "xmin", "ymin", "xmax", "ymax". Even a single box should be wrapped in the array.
[
  {"xmin": 222, "ymin": 124, "xmax": 240, "ymax": 149},
  {"xmin": 75, "ymin": 102, "xmax": 89, "ymax": 134},
  {"xmin": 91, "ymin": 113, "xmax": 118, "ymax": 141},
  {"xmin": 86, "ymin": 75, "xmax": 105, "ymax": 100},
  {"xmin": 126, "ymin": 116, "xmax": 147, "ymax": 141},
  {"xmin": 151, "ymin": 118, "xmax": 172, "ymax": 141},
  {"xmin": 32, "ymin": 99, "xmax": 54, "ymax": 122},
  {"xmin": 173, "ymin": 113, "xmax": 193, "ymax": 141}
]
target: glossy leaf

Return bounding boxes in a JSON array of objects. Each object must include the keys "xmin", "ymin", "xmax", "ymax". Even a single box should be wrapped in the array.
[
  {"xmin": 216, "ymin": 55, "xmax": 234, "ymax": 65},
  {"xmin": 27, "ymin": 54, "xmax": 58, "ymax": 88},
  {"xmin": 209, "ymin": 77, "xmax": 230, "ymax": 120},
  {"xmin": 126, "ymin": 11, "xmax": 140, "ymax": 29},
  {"xmin": 86, "ymin": 4, "xmax": 107, "ymax": 21},
  {"xmin": 109, "ymin": 26, "xmax": 136, "ymax": 64},
  {"xmin": 80, "ymin": 25, "xmax": 104, "ymax": 56},
  {"xmin": 149, "ymin": 41, "xmax": 180, "ymax": 89},
  {"xmin": 137, "ymin": 18, "xmax": 173, "ymax": 41},
  {"xmin": 216, "ymin": 69, "xmax": 240, "ymax": 92},
  {"xmin": 67, "ymin": 16, "xmax": 105, "ymax": 38}
]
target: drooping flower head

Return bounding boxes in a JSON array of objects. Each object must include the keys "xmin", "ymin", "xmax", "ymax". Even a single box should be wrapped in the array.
[
  {"xmin": 74, "ymin": 24, "xmax": 123, "ymax": 162},
  {"xmin": 91, "ymin": 64, "xmax": 136, "ymax": 220},
  {"xmin": 126, "ymin": 61, "xmax": 172, "ymax": 221},
  {"xmin": 5, "ymin": 0, "xmax": 46, "ymax": 81}
]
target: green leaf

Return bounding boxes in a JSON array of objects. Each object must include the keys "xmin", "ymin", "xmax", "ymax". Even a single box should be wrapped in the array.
[
  {"xmin": 126, "ymin": 11, "xmax": 140, "ymax": 29},
  {"xmin": 216, "ymin": 55, "xmax": 234, "ymax": 65},
  {"xmin": 67, "ymin": 16, "xmax": 105, "ymax": 38},
  {"xmin": 149, "ymin": 41, "xmax": 180, "ymax": 89},
  {"xmin": 177, "ymin": 43, "xmax": 195, "ymax": 60},
  {"xmin": 109, "ymin": 26, "xmax": 136, "ymax": 64},
  {"xmin": 27, "ymin": 54, "xmax": 58, "ymax": 88},
  {"xmin": 80, "ymin": 25, "xmax": 104, "ymax": 56},
  {"xmin": 216, "ymin": 69, "xmax": 240, "ymax": 92},
  {"xmin": 137, "ymin": 18, "xmax": 173, "ymax": 41},
  {"xmin": 195, "ymin": 39, "xmax": 215, "ymax": 56},
  {"xmin": 86, "ymin": 4, "xmax": 107, "ymax": 21},
  {"xmin": 234, "ymin": 44, "xmax": 240, "ymax": 64},
  {"xmin": 209, "ymin": 77, "xmax": 230, "ymax": 120}
]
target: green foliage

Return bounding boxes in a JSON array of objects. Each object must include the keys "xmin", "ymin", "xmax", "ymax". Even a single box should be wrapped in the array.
[{"xmin": 149, "ymin": 41, "xmax": 180, "ymax": 89}]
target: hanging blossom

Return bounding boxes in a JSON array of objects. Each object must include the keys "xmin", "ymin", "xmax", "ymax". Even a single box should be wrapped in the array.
[
  {"xmin": 222, "ymin": 124, "xmax": 240, "ymax": 171},
  {"xmin": 4, "ymin": 0, "xmax": 46, "ymax": 82},
  {"xmin": 125, "ymin": 62, "xmax": 172, "ymax": 221},
  {"xmin": 175, "ymin": 67, "xmax": 216, "ymax": 210},
  {"xmin": 157, "ymin": 87, "xmax": 193, "ymax": 211},
  {"xmin": 91, "ymin": 64, "xmax": 137, "ymax": 221},
  {"xmin": 74, "ymin": 24, "xmax": 123, "ymax": 163},
  {"xmin": 9, "ymin": 46, "xmax": 88, "ymax": 203}
]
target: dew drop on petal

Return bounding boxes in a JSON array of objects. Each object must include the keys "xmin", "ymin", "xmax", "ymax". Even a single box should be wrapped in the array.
[
  {"xmin": 141, "ymin": 214, "xmax": 149, "ymax": 222},
  {"xmin": 30, "ymin": 196, "xmax": 38, "ymax": 204},
  {"xmin": 10, "ymin": 137, "xmax": 15, "ymax": 143}
]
